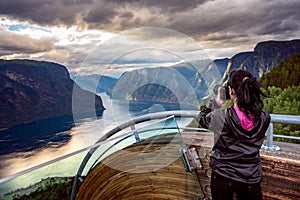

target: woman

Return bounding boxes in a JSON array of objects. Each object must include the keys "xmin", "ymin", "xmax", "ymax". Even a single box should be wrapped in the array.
[{"xmin": 197, "ymin": 70, "xmax": 270, "ymax": 200}]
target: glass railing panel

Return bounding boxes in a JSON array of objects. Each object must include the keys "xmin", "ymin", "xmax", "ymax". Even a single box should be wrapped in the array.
[
  {"xmin": 80, "ymin": 116, "xmax": 179, "ymax": 177},
  {"xmin": 80, "ymin": 134, "xmax": 137, "ymax": 176},
  {"xmin": 137, "ymin": 116, "xmax": 179, "ymax": 140}
]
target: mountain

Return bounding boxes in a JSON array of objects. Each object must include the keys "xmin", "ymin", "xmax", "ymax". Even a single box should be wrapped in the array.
[
  {"xmin": 0, "ymin": 59, "xmax": 105, "ymax": 129},
  {"xmin": 224, "ymin": 39, "xmax": 300, "ymax": 79},
  {"xmin": 72, "ymin": 74, "xmax": 117, "ymax": 95},
  {"xmin": 111, "ymin": 67, "xmax": 200, "ymax": 106},
  {"xmin": 111, "ymin": 58, "xmax": 229, "ymax": 104},
  {"xmin": 131, "ymin": 83, "xmax": 178, "ymax": 102},
  {"xmin": 109, "ymin": 39, "xmax": 300, "ymax": 103}
]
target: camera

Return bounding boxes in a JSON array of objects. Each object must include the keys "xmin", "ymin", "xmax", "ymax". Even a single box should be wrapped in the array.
[{"xmin": 214, "ymin": 85, "xmax": 230, "ymax": 101}]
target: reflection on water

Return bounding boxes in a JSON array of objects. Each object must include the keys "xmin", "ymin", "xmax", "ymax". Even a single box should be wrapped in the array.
[
  {"xmin": 0, "ymin": 131, "xmax": 86, "ymax": 196},
  {"xmin": 0, "ymin": 115, "xmax": 74, "ymax": 156},
  {"xmin": 0, "ymin": 130, "xmax": 83, "ymax": 178}
]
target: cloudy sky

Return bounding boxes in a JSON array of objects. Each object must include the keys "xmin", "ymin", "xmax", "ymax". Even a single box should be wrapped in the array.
[{"xmin": 0, "ymin": 0, "xmax": 299, "ymax": 76}]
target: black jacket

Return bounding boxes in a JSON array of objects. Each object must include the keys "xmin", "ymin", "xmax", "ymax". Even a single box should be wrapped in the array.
[{"xmin": 197, "ymin": 106, "xmax": 270, "ymax": 184}]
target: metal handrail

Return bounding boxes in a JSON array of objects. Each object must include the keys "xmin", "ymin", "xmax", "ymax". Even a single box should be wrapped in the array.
[
  {"xmin": 262, "ymin": 114, "xmax": 300, "ymax": 151},
  {"xmin": 269, "ymin": 114, "xmax": 300, "ymax": 125}
]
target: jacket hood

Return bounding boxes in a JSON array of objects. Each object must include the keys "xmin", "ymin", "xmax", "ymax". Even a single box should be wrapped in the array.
[{"xmin": 227, "ymin": 107, "xmax": 270, "ymax": 139}]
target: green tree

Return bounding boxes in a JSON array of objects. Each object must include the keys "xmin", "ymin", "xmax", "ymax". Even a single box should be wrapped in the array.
[
  {"xmin": 262, "ymin": 85, "xmax": 300, "ymax": 143},
  {"xmin": 260, "ymin": 53, "xmax": 300, "ymax": 89},
  {"xmin": 260, "ymin": 53, "xmax": 300, "ymax": 143}
]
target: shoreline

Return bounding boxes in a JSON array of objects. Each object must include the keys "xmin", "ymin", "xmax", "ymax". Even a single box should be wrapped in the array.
[{"xmin": 1, "ymin": 176, "xmax": 74, "ymax": 200}]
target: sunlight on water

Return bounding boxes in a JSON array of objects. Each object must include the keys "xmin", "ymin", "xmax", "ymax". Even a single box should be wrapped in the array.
[{"xmin": 0, "ymin": 131, "xmax": 84, "ymax": 179}]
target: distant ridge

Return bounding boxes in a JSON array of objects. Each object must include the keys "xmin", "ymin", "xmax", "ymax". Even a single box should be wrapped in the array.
[
  {"xmin": 72, "ymin": 74, "xmax": 117, "ymax": 95},
  {"xmin": 104, "ymin": 39, "xmax": 300, "ymax": 102},
  {"xmin": 224, "ymin": 39, "xmax": 300, "ymax": 79}
]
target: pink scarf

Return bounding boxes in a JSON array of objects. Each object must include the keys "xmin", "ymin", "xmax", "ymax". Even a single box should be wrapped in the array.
[{"xmin": 233, "ymin": 106, "xmax": 254, "ymax": 131}]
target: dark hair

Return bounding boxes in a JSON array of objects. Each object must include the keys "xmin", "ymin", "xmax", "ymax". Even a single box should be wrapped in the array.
[{"xmin": 228, "ymin": 70, "xmax": 264, "ymax": 120}]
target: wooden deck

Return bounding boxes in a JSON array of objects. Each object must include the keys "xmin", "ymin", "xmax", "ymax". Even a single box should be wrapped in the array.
[{"xmin": 76, "ymin": 131, "xmax": 300, "ymax": 200}]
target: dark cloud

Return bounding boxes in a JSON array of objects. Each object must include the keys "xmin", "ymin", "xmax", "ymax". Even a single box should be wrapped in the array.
[
  {"xmin": 1, "ymin": 0, "xmax": 299, "ymax": 40},
  {"xmin": 0, "ymin": 0, "xmax": 215, "ymax": 30},
  {"xmin": 106, "ymin": 0, "xmax": 213, "ymax": 13},
  {"xmin": 84, "ymin": 1, "xmax": 117, "ymax": 24},
  {"xmin": 249, "ymin": 2, "xmax": 300, "ymax": 36},
  {"xmin": 0, "ymin": 28, "xmax": 55, "ymax": 56},
  {"xmin": 0, "ymin": 0, "xmax": 299, "ymax": 58},
  {"xmin": 0, "ymin": 0, "xmax": 88, "ymax": 25},
  {"xmin": 120, "ymin": 12, "xmax": 134, "ymax": 19}
]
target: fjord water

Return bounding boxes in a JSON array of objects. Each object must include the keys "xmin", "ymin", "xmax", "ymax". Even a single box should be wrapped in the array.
[{"xmin": 0, "ymin": 92, "xmax": 196, "ymax": 196}]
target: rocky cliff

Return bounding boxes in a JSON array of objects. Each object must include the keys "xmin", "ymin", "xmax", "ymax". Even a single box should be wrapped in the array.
[
  {"xmin": 0, "ymin": 59, "xmax": 105, "ymax": 129},
  {"xmin": 224, "ymin": 39, "xmax": 300, "ymax": 79}
]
